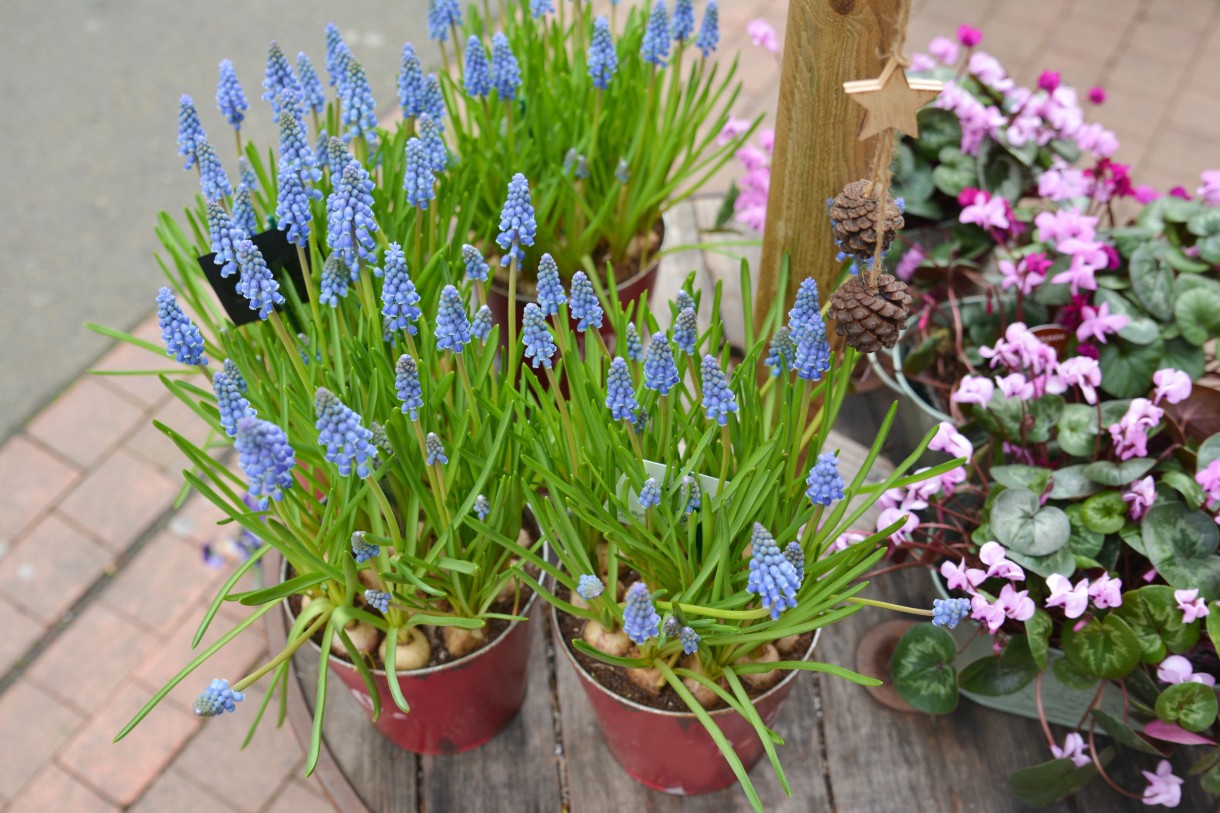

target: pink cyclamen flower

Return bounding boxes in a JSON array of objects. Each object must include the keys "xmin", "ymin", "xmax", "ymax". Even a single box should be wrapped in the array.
[
  {"xmin": 1197, "ymin": 170, "xmax": 1220, "ymax": 206},
  {"xmin": 1141, "ymin": 760, "xmax": 1183, "ymax": 808},
  {"xmin": 909, "ymin": 53, "xmax": 937, "ymax": 72},
  {"xmin": 1087, "ymin": 574, "xmax": 1124, "ymax": 609},
  {"xmin": 957, "ymin": 24, "xmax": 983, "ymax": 47},
  {"xmin": 1037, "ymin": 70, "xmax": 1060, "ymax": 92},
  {"xmin": 952, "ymin": 375, "xmax": 995, "ymax": 406},
  {"xmin": 959, "ymin": 190, "xmax": 1011, "ymax": 231},
  {"xmin": 1157, "ymin": 655, "xmax": 1217, "ymax": 687},
  {"xmin": 1123, "ymin": 476, "xmax": 1156, "ymax": 520},
  {"xmin": 939, "ymin": 465, "xmax": 968, "ymax": 496},
  {"xmin": 1075, "ymin": 302, "xmax": 1128, "ymax": 344},
  {"xmin": 716, "ymin": 117, "xmax": 750, "ymax": 146},
  {"xmin": 997, "ymin": 583, "xmax": 1036, "ymax": 621},
  {"xmin": 930, "ymin": 422, "xmax": 974, "ymax": 459},
  {"xmin": 1051, "ymin": 250, "xmax": 1102, "ymax": 296},
  {"xmin": 1050, "ymin": 732, "xmax": 1090, "ymax": 768},
  {"xmin": 928, "ymin": 36, "xmax": 959, "ymax": 65},
  {"xmin": 758, "ymin": 129, "xmax": 775, "ymax": 152},
  {"xmin": 736, "ymin": 143, "xmax": 769, "ymax": 172},
  {"xmin": 970, "ymin": 594, "xmax": 1007, "ymax": 632},
  {"xmin": 1034, "ymin": 208, "xmax": 1098, "ymax": 244},
  {"xmin": 941, "ymin": 558, "xmax": 985, "ymax": 593},
  {"xmin": 1134, "ymin": 184, "xmax": 1160, "ymax": 204},
  {"xmin": 1109, "ymin": 398, "xmax": 1164, "ymax": 461},
  {"xmin": 895, "ymin": 243, "xmax": 925, "ymax": 282},
  {"xmin": 1197, "ymin": 460, "xmax": 1220, "ymax": 503},
  {"xmin": 979, "ymin": 541, "xmax": 1025, "ymax": 581},
  {"xmin": 998, "ymin": 256, "xmax": 1046, "ymax": 295},
  {"xmin": 1074, "ymin": 122, "xmax": 1120, "ymax": 158},
  {"xmin": 828, "ymin": 531, "xmax": 867, "ymax": 554},
  {"xmin": 1045, "ymin": 574, "xmax": 1091, "ymax": 619},
  {"xmin": 747, "ymin": 19, "xmax": 779, "ymax": 54},
  {"xmin": 1175, "ymin": 589, "xmax": 1209, "ymax": 623},
  {"xmin": 1058, "ymin": 356, "xmax": 1101, "ymax": 405},
  {"xmin": 1153, "ymin": 368, "xmax": 1192, "ymax": 405},
  {"xmin": 996, "ymin": 373, "xmax": 1033, "ymax": 400},
  {"xmin": 1038, "ymin": 164, "xmax": 1091, "ymax": 202},
  {"xmin": 877, "ymin": 508, "xmax": 918, "ymax": 544},
  {"xmin": 1088, "ymin": 86, "xmax": 1106, "ymax": 104},
  {"xmin": 968, "ymin": 52, "xmax": 1011, "ymax": 92}
]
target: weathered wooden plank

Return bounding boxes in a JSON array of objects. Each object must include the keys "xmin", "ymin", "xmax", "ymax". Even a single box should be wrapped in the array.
[{"xmin": 417, "ymin": 604, "xmax": 563, "ymax": 812}]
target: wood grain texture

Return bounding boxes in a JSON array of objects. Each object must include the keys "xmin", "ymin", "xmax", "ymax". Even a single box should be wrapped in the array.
[{"xmin": 755, "ymin": 0, "xmax": 903, "ymax": 327}]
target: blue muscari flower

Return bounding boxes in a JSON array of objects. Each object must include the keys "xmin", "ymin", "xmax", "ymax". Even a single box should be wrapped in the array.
[
  {"xmin": 279, "ymin": 109, "xmax": 323, "ymax": 189},
  {"xmin": 794, "ymin": 328, "xmax": 831, "ymax": 381},
  {"xmin": 673, "ymin": 307, "xmax": 697, "ymax": 355},
  {"xmin": 462, "ymin": 244, "xmax": 490, "ymax": 282},
  {"xmin": 663, "ymin": 615, "xmax": 680, "ymax": 638},
  {"xmin": 428, "ymin": 0, "xmax": 462, "ymax": 41},
  {"xmin": 464, "ymin": 36, "xmax": 492, "ymax": 99},
  {"xmin": 235, "ymin": 239, "xmax": 285, "ymax": 319},
  {"xmin": 746, "ymin": 524, "xmax": 800, "ymax": 620},
  {"xmin": 615, "ymin": 159, "xmax": 630, "ymax": 184},
  {"xmin": 324, "ymin": 24, "xmax": 350, "ymax": 88},
  {"xmin": 217, "ymin": 60, "xmax": 248, "ymax": 130},
  {"xmin": 177, "ymin": 95, "xmax": 206, "ymax": 170},
  {"xmin": 326, "ymin": 135, "xmax": 352, "ymax": 177},
  {"xmin": 156, "ymin": 288, "xmax": 208, "ymax": 366},
  {"xmin": 213, "ymin": 370, "xmax": 255, "ymax": 437},
  {"xmin": 681, "ymin": 474, "xmax": 701, "ymax": 515},
  {"xmin": 435, "ymin": 284, "xmax": 472, "ymax": 353},
  {"xmin": 631, "ymin": 409, "xmax": 650, "ymax": 434},
  {"xmin": 382, "ymin": 243, "xmax": 422, "ymax": 335},
  {"xmin": 679, "ymin": 626, "xmax": 700, "ymax": 655},
  {"xmin": 643, "ymin": 335, "xmax": 678, "ymax": 395},
  {"xmin": 224, "ymin": 358, "xmax": 247, "ymax": 393},
  {"xmin": 641, "ymin": 0, "xmax": 671, "ymax": 67},
  {"xmin": 568, "ymin": 271, "xmax": 603, "ymax": 331},
  {"xmin": 418, "ymin": 113, "xmax": 448, "ymax": 172},
  {"xmin": 490, "ymin": 33, "xmax": 522, "ymax": 101},
  {"xmin": 315, "ymin": 128, "xmax": 332, "ymax": 171},
  {"xmin": 574, "ymin": 155, "xmax": 589, "ymax": 179},
  {"xmin": 398, "ymin": 43, "xmax": 425, "ymax": 117},
  {"xmin": 206, "ymin": 200, "xmax": 247, "ymax": 279},
  {"xmin": 277, "ymin": 86, "xmax": 306, "ymax": 126},
  {"xmin": 474, "ymin": 494, "xmax": 491, "ymax": 521},
  {"xmin": 341, "ymin": 59, "xmax": 378, "ymax": 144},
  {"xmin": 297, "ymin": 52, "xmax": 326, "ymax": 114},
  {"xmin": 352, "ymin": 531, "xmax": 379, "ymax": 563},
  {"xmin": 319, "ymin": 254, "xmax": 350, "ymax": 307},
  {"xmin": 535, "ymin": 254, "xmax": 565, "ymax": 316},
  {"xmin": 425, "ymin": 432, "xmax": 448, "ymax": 465},
  {"xmin": 193, "ymin": 678, "xmax": 244, "ymax": 717},
  {"xmin": 932, "ymin": 597, "xmax": 972, "ymax": 630},
  {"xmin": 404, "ymin": 137, "xmax": 436, "ymax": 210},
  {"xmin": 371, "ymin": 424, "xmax": 390, "ymax": 467},
  {"xmin": 496, "ymin": 173, "xmax": 536, "ymax": 266},
  {"xmin": 563, "ymin": 149, "xmax": 580, "ymax": 175},
  {"xmin": 700, "ymin": 354, "xmax": 737, "ymax": 425},
  {"xmin": 422, "ymin": 73, "xmax": 445, "ymax": 130},
  {"xmin": 625, "ymin": 322, "xmax": 644, "ymax": 362},
  {"xmin": 787, "ymin": 277, "xmax": 823, "ymax": 344},
  {"xmin": 696, "ymin": 0, "xmax": 719, "ymax": 56},
  {"xmin": 623, "ymin": 582, "xmax": 660, "ymax": 644},
  {"xmin": 577, "ymin": 574, "xmax": 604, "ymax": 600},
  {"xmin": 605, "ymin": 357, "xmax": 639, "ymax": 421},
  {"xmin": 196, "ymin": 136, "xmax": 232, "ymax": 201},
  {"xmin": 531, "ymin": 0, "xmax": 556, "ymax": 18},
  {"xmin": 238, "ymin": 157, "xmax": 258, "ymax": 192},
  {"xmin": 471, "ymin": 305, "xmax": 493, "ymax": 341},
  {"xmin": 231, "ymin": 184, "xmax": 257, "ymax": 236},
  {"xmin": 588, "ymin": 17, "xmax": 618, "ymax": 90},
  {"xmin": 783, "ymin": 542, "xmax": 805, "ymax": 583},
  {"xmin": 676, "ymin": 289, "xmax": 695, "ymax": 315},
  {"xmin": 263, "ymin": 41, "xmax": 301, "ymax": 120},
  {"xmin": 522, "ymin": 303, "xmax": 556, "ymax": 369},
  {"xmin": 327, "ymin": 161, "xmax": 379, "ymax": 268},
  {"xmin": 276, "ymin": 160, "xmax": 313, "ymax": 247},
  {"xmin": 395, "ymin": 354, "xmax": 425, "ymax": 420},
  {"xmin": 766, "ymin": 326, "xmax": 796, "ymax": 376},
  {"xmin": 315, "ymin": 387, "xmax": 378, "ymax": 478},
  {"xmin": 639, "ymin": 477, "xmax": 661, "ymax": 509},
  {"xmin": 671, "ymin": 0, "xmax": 694, "ymax": 41},
  {"xmin": 365, "ymin": 590, "xmax": 391, "ymax": 614},
  {"xmin": 805, "ymin": 453, "xmax": 845, "ymax": 505},
  {"xmin": 235, "ymin": 416, "xmax": 295, "ymax": 508}
]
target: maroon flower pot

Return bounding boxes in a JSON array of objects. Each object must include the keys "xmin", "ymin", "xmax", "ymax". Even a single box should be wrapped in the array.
[
  {"xmin": 553, "ymin": 606, "xmax": 819, "ymax": 795},
  {"xmin": 313, "ymin": 588, "xmax": 539, "ymax": 755}
]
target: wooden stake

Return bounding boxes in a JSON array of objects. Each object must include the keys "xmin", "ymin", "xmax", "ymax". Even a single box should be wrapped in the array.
[{"xmin": 755, "ymin": 0, "xmax": 904, "ymax": 326}]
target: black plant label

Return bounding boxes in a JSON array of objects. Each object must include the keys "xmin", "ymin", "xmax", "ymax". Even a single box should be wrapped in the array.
[{"xmin": 196, "ymin": 228, "xmax": 311, "ymax": 327}]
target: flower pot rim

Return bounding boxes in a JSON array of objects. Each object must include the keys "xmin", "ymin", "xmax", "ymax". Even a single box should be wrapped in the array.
[
  {"xmin": 550, "ymin": 603, "xmax": 821, "ymax": 719},
  {"xmin": 281, "ymin": 558, "xmax": 542, "ymax": 679}
]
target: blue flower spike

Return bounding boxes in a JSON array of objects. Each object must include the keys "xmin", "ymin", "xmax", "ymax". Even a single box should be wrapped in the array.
[
  {"xmin": 262, "ymin": 41, "xmax": 301, "ymax": 119},
  {"xmin": 535, "ymin": 254, "xmax": 566, "ymax": 316},
  {"xmin": 497, "ymin": 173, "xmax": 536, "ymax": 266},
  {"xmin": 231, "ymin": 184, "xmax": 257, "ymax": 236},
  {"xmin": 639, "ymin": 477, "xmax": 661, "ymax": 509},
  {"xmin": 623, "ymin": 582, "xmax": 661, "ymax": 645},
  {"xmin": 530, "ymin": 0, "xmax": 555, "ymax": 18},
  {"xmin": 435, "ymin": 284, "xmax": 472, "ymax": 353},
  {"xmin": 326, "ymin": 161, "xmax": 379, "ymax": 268},
  {"xmin": 395, "ymin": 354, "xmax": 425, "ymax": 420},
  {"xmin": 382, "ymin": 243, "xmax": 422, "ymax": 335},
  {"xmin": 217, "ymin": 60, "xmax": 249, "ymax": 130},
  {"xmin": 177, "ymin": 95, "xmax": 205, "ymax": 170},
  {"xmin": 474, "ymin": 494, "xmax": 491, "ymax": 521},
  {"xmin": 279, "ymin": 107, "xmax": 321, "ymax": 184},
  {"xmin": 522, "ymin": 303, "xmax": 557, "ymax": 369},
  {"xmin": 404, "ymin": 137, "xmax": 436, "ymax": 209},
  {"xmin": 422, "ymin": 73, "xmax": 445, "ymax": 126},
  {"xmin": 700, "ymin": 354, "xmax": 737, "ymax": 426},
  {"xmin": 471, "ymin": 305, "xmax": 493, "ymax": 341},
  {"xmin": 319, "ymin": 255, "xmax": 350, "ymax": 307},
  {"xmin": 577, "ymin": 574, "xmax": 605, "ymax": 601},
  {"xmin": 418, "ymin": 113, "xmax": 447, "ymax": 172},
  {"xmin": 238, "ymin": 157, "xmax": 258, "ymax": 193},
  {"xmin": 932, "ymin": 597, "xmax": 972, "ymax": 630},
  {"xmin": 490, "ymin": 32, "xmax": 522, "ymax": 101},
  {"xmin": 234, "ymin": 416, "xmax": 296, "ymax": 509},
  {"xmin": 324, "ymin": 23, "xmax": 349, "ymax": 88},
  {"xmin": 679, "ymin": 626, "xmax": 700, "ymax": 655},
  {"xmin": 568, "ymin": 271, "xmax": 603, "ymax": 332},
  {"xmin": 765, "ymin": 326, "xmax": 796, "ymax": 377},
  {"xmin": 428, "ymin": 0, "xmax": 462, "ymax": 41},
  {"xmin": 297, "ymin": 52, "xmax": 326, "ymax": 114},
  {"xmin": 206, "ymin": 200, "xmax": 246, "ymax": 279},
  {"xmin": 464, "ymin": 36, "xmax": 491, "ymax": 98},
  {"xmin": 643, "ymin": 334, "xmax": 679, "ymax": 395},
  {"xmin": 398, "ymin": 42, "xmax": 425, "ymax": 117},
  {"xmin": 235, "ymin": 240, "xmax": 284, "ymax": 319},
  {"xmin": 589, "ymin": 16, "xmax": 618, "ymax": 90},
  {"xmin": 696, "ymin": 1, "xmax": 719, "ymax": 56},
  {"xmin": 663, "ymin": 615, "xmax": 680, "ymax": 638},
  {"xmin": 625, "ymin": 322, "xmax": 645, "ymax": 362},
  {"xmin": 314, "ymin": 387, "xmax": 378, "ymax": 478},
  {"xmin": 193, "ymin": 678, "xmax": 244, "ymax": 717},
  {"xmin": 425, "ymin": 432, "xmax": 448, "ymax": 465},
  {"xmin": 783, "ymin": 542, "xmax": 805, "ymax": 584},
  {"xmin": 223, "ymin": 358, "xmax": 248, "ymax": 393},
  {"xmin": 671, "ymin": 0, "xmax": 695, "ymax": 42},
  {"xmin": 351, "ymin": 531, "xmax": 379, "ymax": 564},
  {"xmin": 681, "ymin": 474, "xmax": 701, "ymax": 515},
  {"xmin": 787, "ymin": 278, "xmax": 823, "ymax": 343},
  {"xmin": 606, "ymin": 357, "xmax": 640, "ymax": 421},
  {"xmin": 673, "ymin": 307, "xmax": 697, "ymax": 355},
  {"xmin": 676, "ymin": 289, "xmax": 696, "ymax": 315},
  {"xmin": 462, "ymin": 244, "xmax": 490, "ymax": 282},
  {"xmin": 276, "ymin": 160, "xmax": 313, "ymax": 247},
  {"xmin": 340, "ymin": 58, "xmax": 378, "ymax": 144},
  {"xmin": 805, "ymin": 452, "xmax": 845, "ymax": 506},
  {"xmin": 641, "ymin": 0, "xmax": 671, "ymax": 67},
  {"xmin": 365, "ymin": 590, "xmax": 391, "ymax": 614},
  {"xmin": 156, "ymin": 288, "xmax": 208, "ymax": 366},
  {"xmin": 213, "ymin": 370, "xmax": 255, "ymax": 437},
  {"xmin": 195, "ymin": 135, "xmax": 232, "ymax": 201},
  {"xmin": 747, "ymin": 524, "xmax": 801, "ymax": 620}
]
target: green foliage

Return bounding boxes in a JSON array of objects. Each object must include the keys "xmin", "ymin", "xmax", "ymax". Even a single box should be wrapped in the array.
[{"xmin": 891, "ymin": 625, "xmax": 959, "ymax": 714}]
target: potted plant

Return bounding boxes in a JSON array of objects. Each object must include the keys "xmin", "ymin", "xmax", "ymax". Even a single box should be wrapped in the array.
[
  {"xmin": 94, "ymin": 29, "xmax": 571, "ymax": 765},
  {"xmin": 484, "ymin": 250, "xmax": 957, "ymax": 808}
]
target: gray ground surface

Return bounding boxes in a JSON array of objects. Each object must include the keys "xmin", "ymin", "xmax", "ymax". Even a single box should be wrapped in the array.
[{"xmin": 0, "ymin": 0, "xmax": 437, "ymax": 440}]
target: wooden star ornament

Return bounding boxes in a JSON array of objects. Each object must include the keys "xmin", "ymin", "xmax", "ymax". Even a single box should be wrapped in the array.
[{"xmin": 843, "ymin": 57, "xmax": 943, "ymax": 141}]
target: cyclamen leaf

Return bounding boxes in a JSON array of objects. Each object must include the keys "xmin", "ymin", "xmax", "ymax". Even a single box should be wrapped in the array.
[
  {"xmin": 1128, "ymin": 243, "xmax": 1175, "ymax": 320},
  {"xmin": 1141, "ymin": 502, "xmax": 1220, "ymax": 599},
  {"xmin": 1008, "ymin": 756, "xmax": 1103, "ymax": 807},
  {"xmin": 1156, "ymin": 682, "xmax": 1218, "ymax": 733},
  {"xmin": 1025, "ymin": 611, "xmax": 1052, "ymax": 671},
  {"xmin": 990, "ymin": 488, "xmax": 1070, "ymax": 556},
  {"xmin": 1060, "ymin": 614, "xmax": 1141, "ymax": 679},
  {"xmin": 1113, "ymin": 585, "xmax": 1201, "ymax": 664},
  {"xmin": 1082, "ymin": 458, "xmax": 1156, "ymax": 487},
  {"xmin": 1091, "ymin": 709, "xmax": 1165, "ymax": 756},
  {"xmin": 1098, "ymin": 337, "xmax": 1163, "ymax": 398},
  {"xmin": 1081, "ymin": 491, "xmax": 1127, "ymax": 535},
  {"xmin": 890, "ymin": 624, "xmax": 958, "ymax": 715},
  {"xmin": 958, "ymin": 635, "xmax": 1038, "ymax": 696}
]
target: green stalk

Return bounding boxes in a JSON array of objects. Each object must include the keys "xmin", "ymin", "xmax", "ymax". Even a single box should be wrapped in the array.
[
  {"xmin": 545, "ymin": 367, "xmax": 580, "ymax": 474},
  {"xmin": 506, "ymin": 251, "xmax": 520, "ymax": 388},
  {"xmin": 233, "ymin": 612, "xmax": 329, "ymax": 693},
  {"xmin": 455, "ymin": 354, "xmax": 481, "ymax": 434},
  {"xmin": 269, "ymin": 310, "xmax": 311, "ymax": 389},
  {"xmin": 368, "ymin": 475, "xmax": 403, "ymax": 549}
]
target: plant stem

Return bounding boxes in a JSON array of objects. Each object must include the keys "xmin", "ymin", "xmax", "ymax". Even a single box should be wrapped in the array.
[
  {"xmin": 842, "ymin": 596, "xmax": 933, "ymax": 616},
  {"xmin": 507, "ymin": 250, "xmax": 520, "ymax": 388},
  {"xmin": 545, "ymin": 367, "xmax": 581, "ymax": 473},
  {"xmin": 450, "ymin": 24, "xmax": 464, "ymax": 72},
  {"xmin": 269, "ymin": 310, "xmax": 311, "ymax": 389},
  {"xmin": 234, "ymin": 612, "xmax": 328, "ymax": 692},
  {"xmin": 367, "ymin": 475, "xmax": 402, "ymax": 549},
  {"xmin": 455, "ymin": 354, "xmax": 481, "ymax": 434},
  {"xmin": 234, "ymin": 129, "xmax": 243, "ymax": 162}
]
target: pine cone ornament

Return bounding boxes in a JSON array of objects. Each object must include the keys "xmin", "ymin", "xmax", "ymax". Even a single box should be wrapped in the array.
[
  {"xmin": 828, "ymin": 274, "xmax": 912, "ymax": 354},
  {"xmin": 829, "ymin": 180, "xmax": 904, "ymax": 260}
]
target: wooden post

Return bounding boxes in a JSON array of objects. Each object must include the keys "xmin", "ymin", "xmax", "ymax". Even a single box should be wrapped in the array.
[{"xmin": 755, "ymin": 0, "xmax": 902, "ymax": 327}]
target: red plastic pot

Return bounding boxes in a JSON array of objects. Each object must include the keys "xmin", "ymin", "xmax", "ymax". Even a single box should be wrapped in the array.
[
  {"xmin": 554, "ymin": 606, "xmax": 819, "ymax": 795},
  {"xmin": 301, "ymin": 588, "xmax": 539, "ymax": 755}
]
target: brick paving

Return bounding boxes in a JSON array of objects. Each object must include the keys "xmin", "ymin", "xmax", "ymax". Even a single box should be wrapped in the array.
[{"xmin": 0, "ymin": 1, "xmax": 1215, "ymax": 810}]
